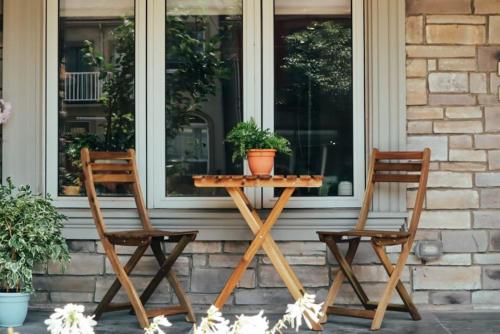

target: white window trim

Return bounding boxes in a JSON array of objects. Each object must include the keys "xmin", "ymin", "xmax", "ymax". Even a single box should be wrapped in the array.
[
  {"xmin": 262, "ymin": 0, "xmax": 365, "ymax": 208},
  {"xmin": 45, "ymin": 0, "xmax": 147, "ymax": 208},
  {"xmin": 45, "ymin": 0, "xmax": 364, "ymax": 210}
]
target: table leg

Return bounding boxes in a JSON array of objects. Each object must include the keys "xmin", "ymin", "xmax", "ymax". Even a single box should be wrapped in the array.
[
  {"xmin": 214, "ymin": 187, "xmax": 294, "ymax": 308},
  {"xmin": 217, "ymin": 187, "xmax": 322, "ymax": 331}
]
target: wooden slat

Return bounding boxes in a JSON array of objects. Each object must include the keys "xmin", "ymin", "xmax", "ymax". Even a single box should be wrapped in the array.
[
  {"xmin": 193, "ymin": 175, "xmax": 323, "ymax": 188},
  {"xmin": 374, "ymin": 163, "xmax": 422, "ymax": 172},
  {"xmin": 365, "ymin": 301, "xmax": 410, "ymax": 313},
  {"xmin": 318, "ymin": 230, "xmax": 409, "ymax": 239},
  {"xmin": 145, "ymin": 305, "xmax": 188, "ymax": 318},
  {"xmin": 373, "ymin": 174, "xmax": 421, "ymax": 183},
  {"xmin": 90, "ymin": 151, "xmax": 133, "ymax": 160},
  {"xmin": 375, "ymin": 151, "xmax": 423, "ymax": 160},
  {"xmin": 327, "ymin": 307, "xmax": 375, "ymax": 319},
  {"xmin": 105, "ymin": 302, "xmax": 132, "ymax": 312},
  {"xmin": 91, "ymin": 163, "xmax": 133, "ymax": 171},
  {"xmin": 92, "ymin": 174, "xmax": 136, "ymax": 183}
]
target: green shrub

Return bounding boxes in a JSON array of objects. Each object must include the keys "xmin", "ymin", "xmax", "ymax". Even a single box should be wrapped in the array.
[
  {"xmin": 225, "ymin": 118, "xmax": 292, "ymax": 163},
  {"xmin": 0, "ymin": 178, "xmax": 70, "ymax": 292}
]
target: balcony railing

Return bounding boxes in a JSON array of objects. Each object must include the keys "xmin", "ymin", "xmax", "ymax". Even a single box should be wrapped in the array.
[{"xmin": 64, "ymin": 72, "xmax": 105, "ymax": 103}]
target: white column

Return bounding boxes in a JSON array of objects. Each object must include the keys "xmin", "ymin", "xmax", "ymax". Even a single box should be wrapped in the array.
[
  {"xmin": 366, "ymin": 0, "xmax": 407, "ymax": 212},
  {"xmin": 2, "ymin": 0, "xmax": 44, "ymax": 191}
]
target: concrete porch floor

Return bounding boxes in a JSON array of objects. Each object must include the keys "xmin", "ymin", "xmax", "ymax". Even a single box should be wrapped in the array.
[{"xmin": 12, "ymin": 310, "xmax": 500, "ymax": 333}]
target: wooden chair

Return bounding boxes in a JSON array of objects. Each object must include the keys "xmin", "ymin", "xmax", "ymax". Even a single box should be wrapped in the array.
[
  {"xmin": 81, "ymin": 148, "xmax": 197, "ymax": 328},
  {"xmin": 317, "ymin": 148, "xmax": 430, "ymax": 331}
]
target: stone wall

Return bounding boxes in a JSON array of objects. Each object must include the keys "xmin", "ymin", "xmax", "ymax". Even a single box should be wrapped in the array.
[
  {"xmin": 30, "ymin": 0, "xmax": 500, "ymax": 313},
  {"xmin": 33, "ymin": 240, "xmax": 413, "ymax": 313},
  {"xmin": 406, "ymin": 0, "xmax": 500, "ymax": 306}
]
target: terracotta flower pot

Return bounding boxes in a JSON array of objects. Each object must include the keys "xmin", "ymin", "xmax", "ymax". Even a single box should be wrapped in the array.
[{"xmin": 247, "ymin": 149, "xmax": 276, "ymax": 176}]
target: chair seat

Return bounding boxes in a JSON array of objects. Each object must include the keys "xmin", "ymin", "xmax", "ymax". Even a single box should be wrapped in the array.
[
  {"xmin": 317, "ymin": 230, "xmax": 410, "ymax": 242},
  {"xmin": 105, "ymin": 229, "xmax": 198, "ymax": 245}
]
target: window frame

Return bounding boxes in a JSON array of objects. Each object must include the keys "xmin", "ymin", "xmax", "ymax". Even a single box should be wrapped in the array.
[
  {"xmin": 262, "ymin": 0, "xmax": 365, "ymax": 208},
  {"xmin": 45, "ymin": 0, "xmax": 147, "ymax": 208},
  {"xmin": 149, "ymin": 0, "xmax": 260, "ymax": 209},
  {"xmin": 45, "ymin": 0, "xmax": 365, "ymax": 210}
]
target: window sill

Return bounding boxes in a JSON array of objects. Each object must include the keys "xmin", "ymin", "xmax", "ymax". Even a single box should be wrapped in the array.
[{"xmin": 61, "ymin": 208, "xmax": 407, "ymax": 241}]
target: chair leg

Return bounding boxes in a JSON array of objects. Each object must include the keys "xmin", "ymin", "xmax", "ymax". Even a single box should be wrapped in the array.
[
  {"xmin": 140, "ymin": 236, "xmax": 196, "ymax": 322},
  {"xmin": 325, "ymin": 237, "xmax": 370, "ymax": 307},
  {"xmin": 320, "ymin": 238, "xmax": 361, "ymax": 323},
  {"xmin": 372, "ymin": 242, "xmax": 421, "ymax": 321},
  {"xmin": 167, "ymin": 271, "xmax": 196, "ymax": 323},
  {"xmin": 105, "ymin": 243, "xmax": 149, "ymax": 328},
  {"xmin": 370, "ymin": 243, "xmax": 412, "ymax": 331},
  {"xmin": 94, "ymin": 244, "xmax": 149, "ymax": 320}
]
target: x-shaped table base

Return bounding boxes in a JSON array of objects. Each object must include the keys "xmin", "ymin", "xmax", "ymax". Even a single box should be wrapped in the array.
[{"xmin": 214, "ymin": 187, "xmax": 323, "ymax": 331}]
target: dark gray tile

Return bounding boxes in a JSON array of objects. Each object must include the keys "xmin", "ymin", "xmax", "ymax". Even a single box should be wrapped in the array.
[
  {"xmin": 435, "ymin": 312, "xmax": 500, "ymax": 321},
  {"xmin": 440, "ymin": 321, "xmax": 500, "ymax": 334},
  {"xmin": 13, "ymin": 310, "xmax": 500, "ymax": 334}
]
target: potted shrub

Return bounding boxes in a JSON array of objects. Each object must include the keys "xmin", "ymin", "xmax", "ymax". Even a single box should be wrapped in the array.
[
  {"xmin": 61, "ymin": 169, "xmax": 82, "ymax": 196},
  {"xmin": 226, "ymin": 118, "xmax": 291, "ymax": 175},
  {"xmin": 0, "ymin": 178, "xmax": 70, "ymax": 328}
]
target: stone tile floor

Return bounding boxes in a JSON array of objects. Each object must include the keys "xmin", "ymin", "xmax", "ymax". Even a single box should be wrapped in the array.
[{"xmin": 8, "ymin": 311, "xmax": 500, "ymax": 333}]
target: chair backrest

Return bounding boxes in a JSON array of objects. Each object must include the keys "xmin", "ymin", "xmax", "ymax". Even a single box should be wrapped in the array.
[
  {"xmin": 355, "ymin": 148, "xmax": 431, "ymax": 239},
  {"xmin": 81, "ymin": 148, "xmax": 152, "ymax": 240}
]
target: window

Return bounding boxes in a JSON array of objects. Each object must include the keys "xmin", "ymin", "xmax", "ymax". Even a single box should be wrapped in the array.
[
  {"xmin": 262, "ymin": 0, "xmax": 365, "ymax": 208},
  {"xmin": 46, "ymin": 0, "xmax": 145, "ymax": 207},
  {"xmin": 46, "ymin": 0, "xmax": 363, "ymax": 209},
  {"xmin": 57, "ymin": 0, "xmax": 135, "ymax": 197},
  {"xmin": 165, "ymin": 0, "xmax": 243, "ymax": 198}
]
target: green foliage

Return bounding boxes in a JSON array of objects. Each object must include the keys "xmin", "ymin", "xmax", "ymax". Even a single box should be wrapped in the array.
[
  {"xmin": 60, "ymin": 18, "xmax": 135, "ymax": 189},
  {"xmin": 165, "ymin": 15, "xmax": 232, "ymax": 139},
  {"xmin": 61, "ymin": 134, "xmax": 103, "ymax": 187},
  {"xmin": 0, "ymin": 178, "xmax": 70, "ymax": 292},
  {"xmin": 225, "ymin": 119, "xmax": 292, "ymax": 163},
  {"xmin": 281, "ymin": 21, "xmax": 352, "ymax": 95},
  {"xmin": 82, "ymin": 17, "xmax": 135, "ymax": 151}
]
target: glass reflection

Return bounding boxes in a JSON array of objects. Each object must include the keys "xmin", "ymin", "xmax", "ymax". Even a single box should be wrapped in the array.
[
  {"xmin": 58, "ymin": 0, "xmax": 135, "ymax": 196},
  {"xmin": 274, "ymin": 0, "xmax": 354, "ymax": 197},
  {"xmin": 165, "ymin": 0, "xmax": 243, "ymax": 197}
]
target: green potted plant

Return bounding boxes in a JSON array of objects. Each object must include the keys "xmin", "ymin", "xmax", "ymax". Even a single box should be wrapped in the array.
[
  {"xmin": 61, "ymin": 169, "xmax": 81, "ymax": 196},
  {"xmin": 0, "ymin": 178, "xmax": 70, "ymax": 328},
  {"xmin": 226, "ymin": 118, "xmax": 292, "ymax": 175}
]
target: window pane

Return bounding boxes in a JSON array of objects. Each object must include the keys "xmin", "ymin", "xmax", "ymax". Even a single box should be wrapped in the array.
[
  {"xmin": 58, "ymin": 0, "xmax": 135, "ymax": 196},
  {"xmin": 165, "ymin": 0, "xmax": 243, "ymax": 197},
  {"xmin": 274, "ymin": 0, "xmax": 353, "ymax": 197}
]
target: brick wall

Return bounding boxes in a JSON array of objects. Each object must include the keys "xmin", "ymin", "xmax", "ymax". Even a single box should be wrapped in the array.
[
  {"xmin": 30, "ymin": 0, "xmax": 500, "ymax": 312},
  {"xmin": 406, "ymin": 0, "xmax": 500, "ymax": 305}
]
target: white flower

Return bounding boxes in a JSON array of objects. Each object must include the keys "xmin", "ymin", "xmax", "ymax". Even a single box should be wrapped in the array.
[
  {"xmin": 232, "ymin": 311, "xmax": 269, "ymax": 334},
  {"xmin": 268, "ymin": 293, "xmax": 323, "ymax": 333},
  {"xmin": 0, "ymin": 99, "xmax": 12, "ymax": 124},
  {"xmin": 144, "ymin": 316, "xmax": 172, "ymax": 334},
  {"xmin": 193, "ymin": 305, "xmax": 231, "ymax": 334},
  {"xmin": 284, "ymin": 293, "xmax": 323, "ymax": 331},
  {"xmin": 44, "ymin": 304, "xmax": 97, "ymax": 334}
]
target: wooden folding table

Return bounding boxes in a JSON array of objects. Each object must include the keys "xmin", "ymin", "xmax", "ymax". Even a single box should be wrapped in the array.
[{"xmin": 193, "ymin": 175, "xmax": 323, "ymax": 331}]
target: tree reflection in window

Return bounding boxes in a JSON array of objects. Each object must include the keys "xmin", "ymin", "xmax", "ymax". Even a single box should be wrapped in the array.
[{"xmin": 165, "ymin": 1, "xmax": 243, "ymax": 197}]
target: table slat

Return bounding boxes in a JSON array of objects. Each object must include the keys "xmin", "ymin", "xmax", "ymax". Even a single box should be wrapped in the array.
[{"xmin": 193, "ymin": 175, "xmax": 323, "ymax": 188}]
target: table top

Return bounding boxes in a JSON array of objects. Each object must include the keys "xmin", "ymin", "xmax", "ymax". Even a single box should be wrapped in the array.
[{"xmin": 193, "ymin": 175, "xmax": 323, "ymax": 188}]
